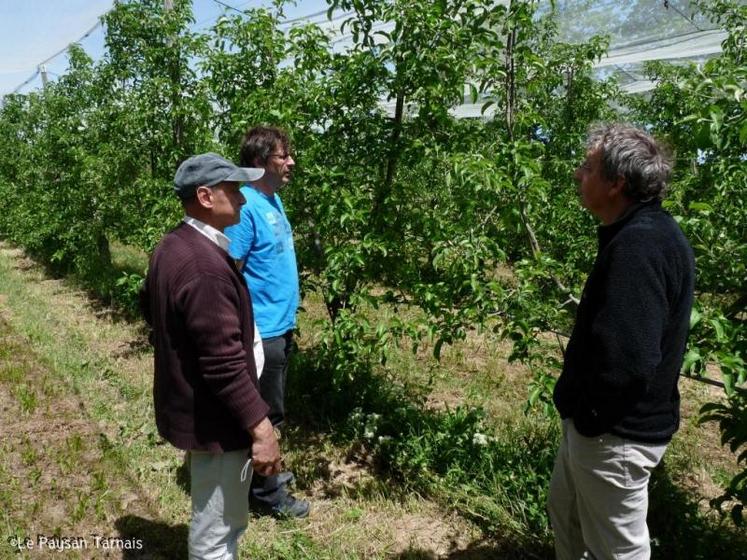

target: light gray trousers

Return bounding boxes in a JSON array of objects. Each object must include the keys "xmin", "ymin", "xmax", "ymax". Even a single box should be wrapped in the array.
[
  {"xmin": 189, "ymin": 449, "xmax": 253, "ymax": 560},
  {"xmin": 548, "ymin": 419, "xmax": 667, "ymax": 560}
]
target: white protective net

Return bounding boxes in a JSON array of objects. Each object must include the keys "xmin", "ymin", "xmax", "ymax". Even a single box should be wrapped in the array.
[{"xmin": 313, "ymin": 0, "xmax": 736, "ymax": 117}]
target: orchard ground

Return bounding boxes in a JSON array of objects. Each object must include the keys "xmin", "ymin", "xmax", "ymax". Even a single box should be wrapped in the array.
[{"xmin": 0, "ymin": 240, "xmax": 745, "ymax": 560}]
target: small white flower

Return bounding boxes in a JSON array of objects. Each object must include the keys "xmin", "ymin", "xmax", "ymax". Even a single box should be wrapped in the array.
[{"xmin": 472, "ymin": 432, "xmax": 488, "ymax": 446}]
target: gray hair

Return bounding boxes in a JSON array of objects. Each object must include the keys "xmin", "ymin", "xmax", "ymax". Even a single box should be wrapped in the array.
[{"xmin": 586, "ymin": 123, "xmax": 672, "ymax": 202}]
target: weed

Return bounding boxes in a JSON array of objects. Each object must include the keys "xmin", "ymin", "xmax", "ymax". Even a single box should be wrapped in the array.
[
  {"xmin": 29, "ymin": 467, "xmax": 42, "ymax": 484},
  {"xmin": 110, "ymin": 241, "xmax": 148, "ymax": 276},
  {"xmin": 344, "ymin": 507, "xmax": 364, "ymax": 521},
  {"xmin": 92, "ymin": 470, "xmax": 107, "ymax": 493},
  {"xmin": 13, "ymin": 384, "xmax": 36, "ymax": 414},
  {"xmin": 66, "ymin": 434, "xmax": 84, "ymax": 456},
  {"xmin": 71, "ymin": 492, "xmax": 90, "ymax": 524},
  {"xmin": 40, "ymin": 376, "xmax": 62, "ymax": 397},
  {"xmin": 20, "ymin": 437, "xmax": 38, "ymax": 466},
  {"xmin": 248, "ymin": 531, "xmax": 324, "ymax": 560},
  {"xmin": 0, "ymin": 363, "xmax": 24, "ymax": 383},
  {"xmin": 112, "ymin": 271, "xmax": 146, "ymax": 317}
]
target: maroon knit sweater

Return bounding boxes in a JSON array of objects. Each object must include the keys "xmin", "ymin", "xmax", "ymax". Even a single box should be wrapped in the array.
[{"xmin": 140, "ymin": 223, "xmax": 270, "ymax": 452}]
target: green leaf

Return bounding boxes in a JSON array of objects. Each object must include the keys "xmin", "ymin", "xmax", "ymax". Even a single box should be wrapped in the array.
[
  {"xmin": 682, "ymin": 348, "xmax": 702, "ymax": 374},
  {"xmin": 739, "ymin": 121, "xmax": 747, "ymax": 146},
  {"xmin": 688, "ymin": 201, "xmax": 713, "ymax": 213},
  {"xmin": 710, "ymin": 317, "xmax": 726, "ymax": 341},
  {"xmin": 469, "ymin": 83, "xmax": 478, "ymax": 104},
  {"xmin": 689, "ymin": 307, "xmax": 702, "ymax": 328}
]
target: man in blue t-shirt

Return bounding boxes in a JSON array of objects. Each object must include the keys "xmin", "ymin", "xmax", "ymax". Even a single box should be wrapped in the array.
[{"xmin": 225, "ymin": 126, "xmax": 309, "ymax": 519}]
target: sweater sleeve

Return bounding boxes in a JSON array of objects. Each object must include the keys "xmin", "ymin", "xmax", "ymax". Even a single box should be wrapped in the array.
[
  {"xmin": 576, "ymin": 234, "xmax": 669, "ymax": 433},
  {"xmin": 177, "ymin": 273, "xmax": 269, "ymax": 431}
]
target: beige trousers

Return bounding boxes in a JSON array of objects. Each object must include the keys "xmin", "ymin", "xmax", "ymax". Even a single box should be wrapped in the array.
[
  {"xmin": 189, "ymin": 449, "xmax": 253, "ymax": 560},
  {"xmin": 548, "ymin": 419, "xmax": 667, "ymax": 560}
]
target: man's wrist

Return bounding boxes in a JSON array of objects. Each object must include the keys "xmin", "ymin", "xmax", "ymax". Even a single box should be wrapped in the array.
[{"xmin": 249, "ymin": 417, "xmax": 273, "ymax": 439}]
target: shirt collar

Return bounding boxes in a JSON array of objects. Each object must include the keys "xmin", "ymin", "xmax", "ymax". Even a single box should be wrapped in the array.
[
  {"xmin": 183, "ymin": 216, "xmax": 230, "ymax": 252},
  {"xmin": 247, "ymin": 182, "xmax": 276, "ymax": 201},
  {"xmin": 597, "ymin": 199, "xmax": 661, "ymax": 249}
]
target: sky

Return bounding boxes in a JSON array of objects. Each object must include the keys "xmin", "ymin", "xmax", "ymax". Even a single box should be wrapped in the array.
[
  {"xmin": 0, "ymin": 0, "xmax": 329, "ymax": 96},
  {"xmin": 0, "ymin": 0, "xmax": 726, "ymax": 97}
]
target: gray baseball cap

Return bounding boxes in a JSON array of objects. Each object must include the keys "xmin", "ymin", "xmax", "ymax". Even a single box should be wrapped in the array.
[{"xmin": 174, "ymin": 152, "xmax": 264, "ymax": 199}]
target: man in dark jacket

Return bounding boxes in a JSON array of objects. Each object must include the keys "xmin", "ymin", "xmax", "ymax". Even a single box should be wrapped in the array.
[
  {"xmin": 140, "ymin": 153, "xmax": 282, "ymax": 559},
  {"xmin": 548, "ymin": 124, "xmax": 695, "ymax": 560}
]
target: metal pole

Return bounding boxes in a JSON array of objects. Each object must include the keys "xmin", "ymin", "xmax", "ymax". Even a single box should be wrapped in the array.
[{"xmin": 39, "ymin": 65, "xmax": 48, "ymax": 88}]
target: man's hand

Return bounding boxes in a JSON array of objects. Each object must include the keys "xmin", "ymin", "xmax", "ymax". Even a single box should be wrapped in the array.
[{"xmin": 249, "ymin": 417, "xmax": 281, "ymax": 476}]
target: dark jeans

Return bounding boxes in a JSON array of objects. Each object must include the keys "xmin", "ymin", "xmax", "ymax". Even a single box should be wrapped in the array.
[
  {"xmin": 258, "ymin": 330, "xmax": 293, "ymax": 426},
  {"xmin": 251, "ymin": 330, "xmax": 294, "ymax": 507}
]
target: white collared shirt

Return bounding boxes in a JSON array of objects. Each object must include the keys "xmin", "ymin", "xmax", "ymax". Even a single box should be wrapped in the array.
[
  {"xmin": 183, "ymin": 216, "xmax": 265, "ymax": 378},
  {"xmin": 183, "ymin": 215, "xmax": 231, "ymax": 252}
]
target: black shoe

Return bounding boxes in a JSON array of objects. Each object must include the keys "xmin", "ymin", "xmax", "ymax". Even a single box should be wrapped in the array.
[{"xmin": 251, "ymin": 493, "xmax": 310, "ymax": 519}]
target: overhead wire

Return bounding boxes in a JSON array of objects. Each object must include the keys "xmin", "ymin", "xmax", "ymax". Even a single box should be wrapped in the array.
[
  {"xmin": 9, "ymin": 0, "xmax": 265, "ymax": 93},
  {"xmin": 38, "ymin": 18, "xmax": 105, "ymax": 67},
  {"xmin": 8, "ymin": 0, "xmax": 286, "ymax": 93},
  {"xmin": 197, "ymin": 0, "xmax": 350, "ymax": 30},
  {"xmin": 613, "ymin": 64, "xmax": 640, "ymax": 84},
  {"xmin": 208, "ymin": 0, "xmax": 245, "ymax": 16},
  {"xmin": 8, "ymin": 11, "xmax": 109, "ymax": 95},
  {"xmin": 663, "ymin": 0, "xmax": 704, "ymax": 32},
  {"xmin": 605, "ymin": 27, "xmax": 721, "ymax": 52},
  {"xmin": 279, "ymin": 9, "xmax": 330, "ymax": 26},
  {"xmin": 11, "ymin": 69, "xmax": 40, "ymax": 94}
]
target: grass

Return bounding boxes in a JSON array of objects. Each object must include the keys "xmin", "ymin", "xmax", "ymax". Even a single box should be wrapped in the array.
[
  {"xmin": 0, "ymin": 316, "xmax": 159, "ymax": 559},
  {"xmin": 0, "ymin": 242, "xmax": 485, "ymax": 558},
  {"xmin": 110, "ymin": 240, "xmax": 149, "ymax": 277},
  {"xmin": 0, "ymin": 239, "xmax": 745, "ymax": 559}
]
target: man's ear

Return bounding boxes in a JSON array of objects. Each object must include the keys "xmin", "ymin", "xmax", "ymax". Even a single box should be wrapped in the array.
[
  {"xmin": 195, "ymin": 185, "xmax": 213, "ymax": 209},
  {"xmin": 609, "ymin": 176, "xmax": 626, "ymax": 199}
]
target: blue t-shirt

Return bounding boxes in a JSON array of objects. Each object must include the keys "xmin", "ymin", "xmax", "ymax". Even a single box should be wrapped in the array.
[{"xmin": 225, "ymin": 185, "xmax": 299, "ymax": 338}]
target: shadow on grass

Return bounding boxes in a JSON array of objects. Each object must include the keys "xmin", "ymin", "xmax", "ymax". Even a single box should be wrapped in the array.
[
  {"xmin": 115, "ymin": 515, "xmax": 188, "ymax": 559},
  {"xmin": 175, "ymin": 454, "xmax": 191, "ymax": 496},
  {"xmin": 393, "ymin": 542, "xmax": 552, "ymax": 559},
  {"xmin": 649, "ymin": 458, "xmax": 747, "ymax": 560}
]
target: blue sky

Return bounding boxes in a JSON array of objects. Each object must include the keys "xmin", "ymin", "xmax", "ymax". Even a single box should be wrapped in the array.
[{"xmin": 0, "ymin": 0, "xmax": 329, "ymax": 96}]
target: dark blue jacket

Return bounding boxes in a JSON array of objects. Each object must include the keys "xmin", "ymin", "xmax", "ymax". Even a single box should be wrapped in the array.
[{"xmin": 553, "ymin": 201, "xmax": 695, "ymax": 443}]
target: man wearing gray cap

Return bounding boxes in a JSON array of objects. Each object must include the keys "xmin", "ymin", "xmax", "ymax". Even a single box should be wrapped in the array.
[{"xmin": 140, "ymin": 153, "xmax": 281, "ymax": 559}]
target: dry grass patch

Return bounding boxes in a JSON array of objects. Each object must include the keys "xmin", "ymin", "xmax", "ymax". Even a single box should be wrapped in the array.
[{"xmin": 0, "ymin": 317, "xmax": 157, "ymax": 559}]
